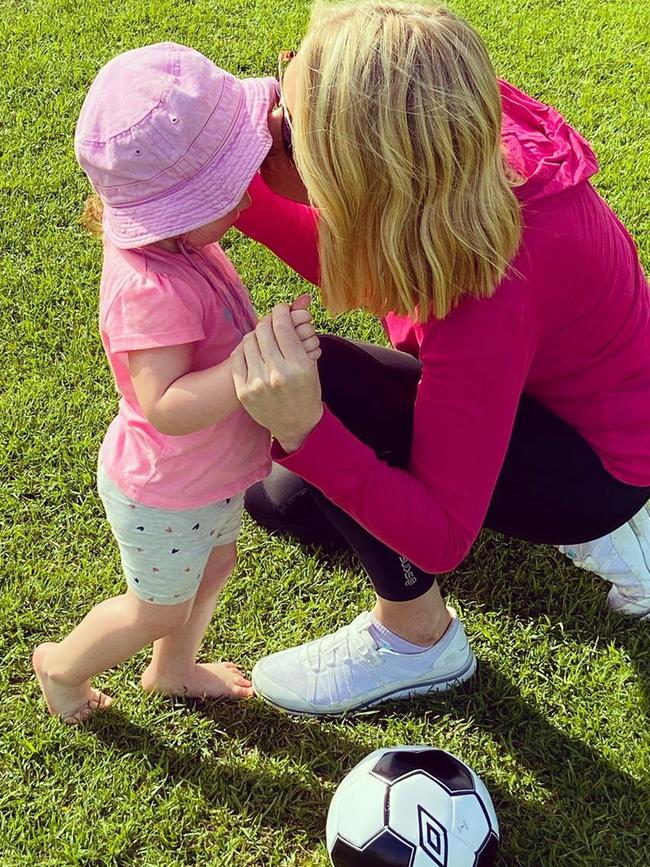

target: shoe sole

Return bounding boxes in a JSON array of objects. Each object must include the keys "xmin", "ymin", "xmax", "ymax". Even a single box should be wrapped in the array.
[
  {"xmin": 607, "ymin": 586, "xmax": 650, "ymax": 619},
  {"xmin": 252, "ymin": 651, "xmax": 478, "ymax": 718},
  {"xmin": 608, "ymin": 601, "xmax": 650, "ymax": 619},
  {"xmin": 608, "ymin": 598, "xmax": 650, "ymax": 618}
]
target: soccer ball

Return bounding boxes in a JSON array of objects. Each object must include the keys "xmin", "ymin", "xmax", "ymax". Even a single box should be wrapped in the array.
[{"xmin": 326, "ymin": 746, "xmax": 499, "ymax": 867}]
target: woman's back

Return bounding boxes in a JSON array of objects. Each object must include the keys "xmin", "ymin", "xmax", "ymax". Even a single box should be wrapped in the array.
[
  {"xmin": 524, "ymin": 180, "xmax": 650, "ymax": 484},
  {"xmin": 385, "ymin": 80, "xmax": 650, "ymax": 489}
]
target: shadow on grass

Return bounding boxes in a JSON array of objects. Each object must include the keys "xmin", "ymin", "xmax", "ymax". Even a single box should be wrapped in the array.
[
  {"xmin": 91, "ymin": 655, "xmax": 650, "ymax": 866},
  {"xmin": 84, "ymin": 528, "xmax": 650, "ymax": 865},
  {"xmin": 90, "ymin": 704, "xmax": 330, "ymax": 855},
  {"xmin": 451, "ymin": 532, "xmax": 650, "ymax": 722}
]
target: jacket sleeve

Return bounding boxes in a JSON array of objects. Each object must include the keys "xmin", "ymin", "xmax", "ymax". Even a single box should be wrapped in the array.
[
  {"xmin": 275, "ymin": 292, "xmax": 535, "ymax": 573},
  {"xmin": 235, "ymin": 174, "xmax": 320, "ymax": 286}
]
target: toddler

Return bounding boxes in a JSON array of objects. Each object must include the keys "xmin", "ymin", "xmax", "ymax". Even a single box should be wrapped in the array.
[{"xmin": 33, "ymin": 43, "xmax": 319, "ymax": 723}]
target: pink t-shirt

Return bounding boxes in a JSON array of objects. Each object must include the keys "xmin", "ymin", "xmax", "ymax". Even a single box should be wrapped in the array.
[
  {"xmin": 236, "ymin": 80, "xmax": 650, "ymax": 573},
  {"xmin": 99, "ymin": 239, "xmax": 271, "ymax": 509}
]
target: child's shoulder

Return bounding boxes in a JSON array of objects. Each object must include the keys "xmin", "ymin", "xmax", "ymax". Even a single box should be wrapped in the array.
[
  {"xmin": 101, "ymin": 242, "xmax": 198, "ymax": 300},
  {"xmin": 99, "ymin": 243, "xmax": 207, "ymax": 330},
  {"xmin": 102, "ymin": 240, "xmax": 192, "ymax": 279}
]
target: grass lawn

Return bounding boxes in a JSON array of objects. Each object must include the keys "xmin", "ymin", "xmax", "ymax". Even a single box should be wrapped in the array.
[{"xmin": 2, "ymin": 0, "xmax": 649, "ymax": 864}]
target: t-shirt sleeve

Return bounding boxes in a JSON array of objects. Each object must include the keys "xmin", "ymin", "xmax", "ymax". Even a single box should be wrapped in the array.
[
  {"xmin": 235, "ymin": 173, "xmax": 321, "ymax": 286},
  {"xmin": 275, "ymin": 293, "xmax": 536, "ymax": 573},
  {"xmin": 102, "ymin": 272, "xmax": 206, "ymax": 354}
]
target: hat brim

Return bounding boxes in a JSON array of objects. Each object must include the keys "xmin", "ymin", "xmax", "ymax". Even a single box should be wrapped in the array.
[{"xmin": 102, "ymin": 76, "xmax": 278, "ymax": 248}]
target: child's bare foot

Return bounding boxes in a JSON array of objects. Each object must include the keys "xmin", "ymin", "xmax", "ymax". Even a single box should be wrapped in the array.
[
  {"xmin": 32, "ymin": 643, "xmax": 113, "ymax": 725},
  {"xmin": 140, "ymin": 661, "xmax": 253, "ymax": 700}
]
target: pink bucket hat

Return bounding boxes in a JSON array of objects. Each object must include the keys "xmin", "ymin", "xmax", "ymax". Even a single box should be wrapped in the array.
[{"xmin": 75, "ymin": 42, "xmax": 278, "ymax": 247}]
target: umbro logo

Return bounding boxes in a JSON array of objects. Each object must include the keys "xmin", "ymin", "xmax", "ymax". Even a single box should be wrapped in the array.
[{"xmin": 418, "ymin": 804, "xmax": 448, "ymax": 866}]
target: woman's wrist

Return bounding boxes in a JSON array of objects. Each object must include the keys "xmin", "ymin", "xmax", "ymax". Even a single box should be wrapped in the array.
[{"xmin": 274, "ymin": 403, "xmax": 324, "ymax": 454}]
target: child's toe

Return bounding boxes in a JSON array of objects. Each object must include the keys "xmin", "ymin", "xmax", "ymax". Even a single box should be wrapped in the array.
[
  {"xmin": 232, "ymin": 683, "xmax": 254, "ymax": 699},
  {"xmin": 64, "ymin": 706, "xmax": 91, "ymax": 725},
  {"xmin": 62, "ymin": 690, "xmax": 112, "ymax": 725},
  {"xmin": 88, "ymin": 689, "xmax": 112, "ymax": 711}
]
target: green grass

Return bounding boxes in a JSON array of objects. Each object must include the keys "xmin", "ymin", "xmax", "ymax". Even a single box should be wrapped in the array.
[{"xmin": 2, "ymin": 0, "xmax": 649, "ymax": 864}]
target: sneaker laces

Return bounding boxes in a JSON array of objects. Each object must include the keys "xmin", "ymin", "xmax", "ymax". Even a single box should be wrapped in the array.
[{"xmin": 305, "ymin": 614, "xmax": 378, "ymax": 674}]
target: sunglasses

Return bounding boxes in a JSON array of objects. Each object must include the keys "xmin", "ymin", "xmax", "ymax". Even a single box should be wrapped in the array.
[{"xmin": 278, "ymin": 50, "xmax": 296, "ymax": 156}]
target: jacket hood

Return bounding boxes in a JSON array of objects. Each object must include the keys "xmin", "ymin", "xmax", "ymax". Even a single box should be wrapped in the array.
[{"xmin": 499, "ymin": 79, "xmax": 599, "ymax": 202}]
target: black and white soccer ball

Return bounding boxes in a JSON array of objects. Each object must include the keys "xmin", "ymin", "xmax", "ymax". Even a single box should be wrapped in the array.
[{"xmin": 326, "ymin": 746, "xmax": 499, "ymax": 867}]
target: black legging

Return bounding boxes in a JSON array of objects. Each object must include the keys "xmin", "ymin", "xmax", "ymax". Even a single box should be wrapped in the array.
[{"xmin": 245, "ymin": 335, "xmax": 650, "ymax": 601}]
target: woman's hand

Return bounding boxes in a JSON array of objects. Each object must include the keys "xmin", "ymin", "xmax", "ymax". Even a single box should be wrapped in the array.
[
  {"xmin": 232, "ymin": 302, "xmax": 324, "ymax": 453},
  {"xmin": 260, "ymin": 108, "xmax": 310, "ymax": 205}
]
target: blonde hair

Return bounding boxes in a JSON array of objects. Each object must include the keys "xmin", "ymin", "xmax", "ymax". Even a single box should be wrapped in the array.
[
  {"xmin": 82, "ymin": 194, "xmax": 104, "ymax": 238},
  {"xmin": 292, "ymin": 0, "xmax": 522, "ymax": 321}
]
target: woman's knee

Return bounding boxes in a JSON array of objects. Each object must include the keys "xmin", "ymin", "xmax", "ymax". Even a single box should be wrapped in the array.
[
  {"xmin": 245, "ymin": 464, "xmax": 310, "ymax": 521},
  {"xmin": 245, "ymin": 466, "xmax": 347, "ymax": 548}
]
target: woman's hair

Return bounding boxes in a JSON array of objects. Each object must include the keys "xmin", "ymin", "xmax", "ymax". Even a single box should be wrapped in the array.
[
  {"xmin": 292, "ymin": 0, "xmax": 522, "ymax": 321},
  {"xmin": 82, "ymin": 194, "xmax": 104, "ymax": 238}
]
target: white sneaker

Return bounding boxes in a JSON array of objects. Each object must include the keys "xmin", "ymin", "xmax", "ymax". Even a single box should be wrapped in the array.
[
  {"xmin": 251, "ymin": 608, "xmax": 476, "ymax": 716},
  {"xmin": 559, "ymin": 504, "xmax": 650, "ymax": 619}
]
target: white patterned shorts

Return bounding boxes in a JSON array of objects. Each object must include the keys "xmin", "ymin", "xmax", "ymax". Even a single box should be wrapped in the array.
[{"xmin": 97, "ymin": 467, "xmax": 244, "ymax": 605}]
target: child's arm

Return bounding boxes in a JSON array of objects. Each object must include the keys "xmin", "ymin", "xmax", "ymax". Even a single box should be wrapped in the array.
[
  {"xmin": 130, "ymin": 297, "xmax": 320, "ymax": 436},
  {"xmin": 130, "ymin": 344, "xmax": 238, "ymax": 436}
]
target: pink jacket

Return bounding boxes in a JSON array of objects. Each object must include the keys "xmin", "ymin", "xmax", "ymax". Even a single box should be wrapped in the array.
[{"xmin": 237, "ymin": 81, "xmax": 650, "ymax": 572}]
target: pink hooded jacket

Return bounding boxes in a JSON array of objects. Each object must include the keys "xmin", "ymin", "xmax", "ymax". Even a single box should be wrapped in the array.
[{"xmin": 237, "ymin": 81, "xmax": 650, "ymax": 572}]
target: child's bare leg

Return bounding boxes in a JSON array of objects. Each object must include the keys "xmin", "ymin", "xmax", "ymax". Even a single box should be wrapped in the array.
[
  {"xmin": 33, "ymin": 590, "xmax": 193, "ymax": 724},
  {"xmin": 141, "ymin": 543, "xmax": 252, "ymax": 699}
]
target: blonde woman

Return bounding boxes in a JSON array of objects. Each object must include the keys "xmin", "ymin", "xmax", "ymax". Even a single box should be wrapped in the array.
[{"xmin": 232, "ymin": 1, "xmax": 650, "ymax": 715}]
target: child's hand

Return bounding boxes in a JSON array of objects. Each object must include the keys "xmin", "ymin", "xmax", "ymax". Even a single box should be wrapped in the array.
[{"xmin": 289, "ymin": 293, "xmax": 321, "ymax": 361}]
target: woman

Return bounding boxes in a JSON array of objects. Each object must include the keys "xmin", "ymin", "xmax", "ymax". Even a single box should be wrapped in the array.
[{"xmin": 232, "ymin": 0, "xmax": 650, "ymax": 716}]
